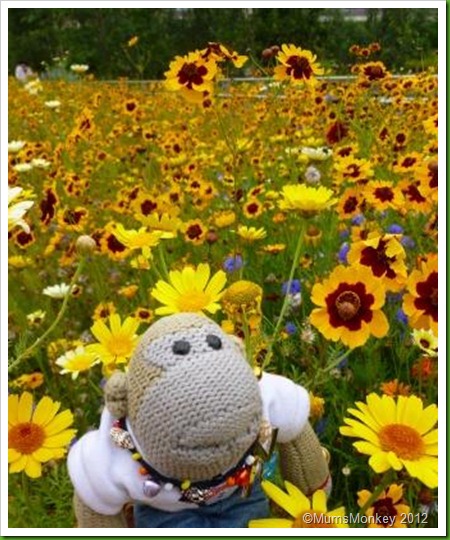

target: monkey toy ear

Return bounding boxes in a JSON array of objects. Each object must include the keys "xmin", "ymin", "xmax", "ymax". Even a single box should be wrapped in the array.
[{"xmin": 104, "ymin": 371, "xmax": 128, "ymax": 418}]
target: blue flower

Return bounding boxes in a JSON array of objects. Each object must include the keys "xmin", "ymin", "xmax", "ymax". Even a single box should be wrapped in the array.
[
  {"xmin": 401, "ymin": 236, "xmax": 415, "ymax": 249},
  {"xmin": 281, "ymin": 279, "xmax": 301, "ymax": 295},
  {"xmin": 337, "ymin": 242, "xmax": 350, "ymax": 264},
  {"xmin": 387, "ymin": 223, "xmax": 404, "ymax": 234},
  {"xmin": 396, "ymin": 308, "xmax": 408, "ymax": 325},
  {"xmin": 222, "ymin": 255, "xmax": 243, "ymax": 273},
  {"xmin": 285, "ymin": 322, "xmax": 297, "ymax": 335},
  {"xmin": 351, "ymin": 214, "xmax": 365, "ymax": 226}
]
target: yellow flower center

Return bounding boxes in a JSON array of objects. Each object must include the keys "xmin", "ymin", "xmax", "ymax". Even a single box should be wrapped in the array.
[
  {"xmin": 379, "ymin": 423, "xmax": 425, "ymax": 460},
  {"xmin": 223, "ymin": 281, "xmax": 262, "ymax": 307},
  {"xmin": 335, "ymin": 291, "xmax": 361, "ymax": 320},
  {"xmin": 107, "ymin": 336, "xmax": 134, "ymax": 358},
  {"xmin": 292, "ymin": 511, "xmax": 335, "ymax": 528},
  {"xmin": 9, "ymin": 422, "xmax": 45, "ymax": 454},
  {"xmin": 176, "ymin": 291, "xmax": 210, "ymax": 312}
]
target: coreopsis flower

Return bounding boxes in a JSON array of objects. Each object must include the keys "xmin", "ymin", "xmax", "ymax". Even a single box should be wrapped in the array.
[
  {"xmin": 403, "ymin": 254, "xmax": 438, "ymax": 335},
  {"xmin": 333, "ymin": 156, "xmax": 374, "ymax": 184},
  {"xmin": 8, "ymin": 186, "xmax": 34, "ymax": 234},
  {"xmin": 365, "ymin": 180, "xmax": 405, "ymax": 211},
  {"xmin": 164, "ymin": 50, "xmax": 217, "ymax": 104},
  {"xmin": 200, "ymin": 42, "xmax": 248, "ymax": 68},
  {"xmin": 8, "ymin": 392, "xmax": 76, "ymax": 478},
  {"xmin": 274, "ymin": 44, "xmax": 324, "ymax": 85},
  {"xmin": 151, "ymin": 263, "xmax": 227, "ymax": 315},
  {"xmin": 347, "ymin": 233, "xmax": 407, "ymax": 292},
  {"xmin": 380, "ymin": 379, "xmax": 411, "ymax": 397},
  {"xmin": 310, "ymin": 265, "xmax": 389, "ymax": 349},
  {"xmin": 412, "ymin": 328, "xmax": 438, "ymax": 357},
  {"xmin": 87, "ymin": 314, "xmax": 140, "ymax": 367},
  {"xmin": 357, "ymin": 484, "xmax": 411, "ymax": 528},
  {"xmin": 359, "ymin": 61, "xmax": 390, "ymax": 82},
  {"xmin": 340, "ymin": 393, "xmax": 438, "ymax": 488},
  {"xmin": 56, "ymin": 346, "xmax": 100, "ymax": 379},
  {"xmin": 11, "ymin": 372, "xmax": 44, "ymax": 390},
  {"xmin": 279, "ymin": 185, "xmax": 337, "ymax": 217},
  {"xmin": 249, "ymin": 482, "xmax": 348, "ymax": 528},
  {"xmin": 237, "ymin": 225, "xmax": 267, "ymax": 242}
]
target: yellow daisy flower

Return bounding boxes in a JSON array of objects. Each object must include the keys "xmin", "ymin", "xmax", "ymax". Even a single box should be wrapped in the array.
[
  {"xmin": 237, "ymin": 225, "xmax": 267, "ymax": 242},
  {"xmin": 8, "ymin": 392, "xmax": 76, "ymax": 478},
  {"xmin": 87, "ymin": 314, "xmax": 140, "ymax": 366},
  {"xmin": 279, "ymin": 184, "xmax": 337, "ymax": 216},
  {"xmin": 56, "ymin": 346, "xmax": 100, "ymax": 379},
  {"xmin": 340, "ymin": 393, "xmax": 438, "ymax": 488},
  {"xmin": 114, "ymin": 224, "xmax": 162, "ymax": 258},
  {"xmin": 249, "ymin": 481, "xmax": 348, "ymax": 528},
  {"xmin": 151, "ymin": 263, "xmax": 227, "ymax": 315}
]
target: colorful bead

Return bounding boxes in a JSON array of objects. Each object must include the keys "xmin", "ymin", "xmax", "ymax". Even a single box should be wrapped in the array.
[
  {"xmin": 131, "ymin": 452, "xmax": 141, "ymax": 461},
  {"xmin": 181, "ymin": 479, "xmax": 191, "ymax": 490},
  {"xmin": 143, "ymin": 479, "xmax": 161, "ymax": 498}
]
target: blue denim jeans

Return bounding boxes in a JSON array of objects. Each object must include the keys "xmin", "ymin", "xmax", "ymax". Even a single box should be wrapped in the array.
[{"xmin": 134, "ymin": 482, "xmax": 270, "ymax": 528}]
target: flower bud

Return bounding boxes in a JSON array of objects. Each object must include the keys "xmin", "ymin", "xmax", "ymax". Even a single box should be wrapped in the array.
[{"xmin": 76, "ymin": 235, "xmax": 97, "ymax": 255}]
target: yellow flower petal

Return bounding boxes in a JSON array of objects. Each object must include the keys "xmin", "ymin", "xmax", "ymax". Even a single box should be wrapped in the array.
[
  {"xmin": 312, "ymin": 490, "xmax": 327, "ymax": 513},
  {"xmin": 368, "ymin": 451, "xmax": 391, "ymax": 473},
  {"xmin": 32, "ymin": 396, "xmax": 60, "ymax": 427},
  {"xmin": 24, "ymin": 455, "xmax": 42, "ymax": 478},
  {"xmin": 17, "ymin": 392, "xmax": 33, "ymax": 423},
  {"xmin": 45, "ymin": 409, "xmax": 74, "ymax": 436},
  {"xmin": 261, "ymin": 480, "xmax": 302, "ymax": 518},
  {"xmin": 249, "ymin": 518, "xmax": 293, "ymax": 528}
]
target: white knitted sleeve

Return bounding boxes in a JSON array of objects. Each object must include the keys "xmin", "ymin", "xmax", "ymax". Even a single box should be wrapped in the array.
[
  {"xmin": 67, "ymin": 409, "xmax": 130, "ymax": 516},
  {"xmin": 259, "ymin": 372, "xmax": 310, "ymax": 443}
]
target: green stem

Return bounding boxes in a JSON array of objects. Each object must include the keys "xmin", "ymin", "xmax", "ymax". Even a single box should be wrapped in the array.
[
  {"xmin": 9, "ymin": 259, "xmax": 86, "ymax": 373},
  {"xmin": 157, "ymin": 244, "xmax": 169, "ymax": 280},
  {"xmin": 263, "ymin": 219, "xmax": 306, "ymax": 369}
]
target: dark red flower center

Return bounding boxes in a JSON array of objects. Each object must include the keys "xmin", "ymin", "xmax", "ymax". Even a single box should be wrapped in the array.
[
  {"xmin": 140, "ymin": 200, "xmax": 158, "ymax": 216},
  {"xmin": 403, "ymin": 183, "xmax": 426, "ymax": 204},
  {"xmin": 363, "ymin": 65, "xmax": 386, "ymax": 81},
  {"xmin": 40, "ymin": 188, "xmax": 58, "ymax": 226},
  {"xmin": 374, "ymin": 187, "xmax": 394, "ymax": 202},
  {"xmin": 372, "ymin": 497, "xmax": 398, "ymax": 526},
  {"xmin": 427, "ymin": 161, "xmax": 438, "ymax": 189},
  {"xmin": 186, "ymin": 224, "xmax": 203, "ymax": 240},
  {"xmin": 178, "ymin": 62, "xmax": 207, "ymax": 89},
  {"xmin": 286, "ymin": 55, "xmax": 313, "ymax": 80},
  {"xmin": 343, "ymin": 196, "xmax": 359, "ymax": 214},
  {"xmin": 106, "ymin": 234, "xmax": 126, "ymax": 253},
  {"xmin": 326, "ymin": 282, "xmax": 374, "ymax": 330},
  {"xmin": 246, "ymin": 202, "xmax": 260, "ymax": 215},
  {"xmin": 360, "ymin": 240, "xmax": 396, "ymax": 279},
  {"xmin": 414, "ymin": 271, "xmax": 438, "ymax": 322}
]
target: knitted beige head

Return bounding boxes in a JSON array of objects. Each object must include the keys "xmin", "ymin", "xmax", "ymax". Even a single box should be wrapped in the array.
[{"xmin": 105, "ymin": 313, "xmax": 262, "ymax": 483}]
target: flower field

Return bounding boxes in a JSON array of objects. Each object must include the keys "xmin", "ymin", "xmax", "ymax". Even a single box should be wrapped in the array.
[{"xmin": 8, "ymin": 44, "xmax": 438, "ymax": 528}]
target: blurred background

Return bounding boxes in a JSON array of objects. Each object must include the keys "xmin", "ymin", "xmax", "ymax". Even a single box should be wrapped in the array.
[{"xmin": 8, "ymin": 7, "xmax": 438, "ymax": 79}]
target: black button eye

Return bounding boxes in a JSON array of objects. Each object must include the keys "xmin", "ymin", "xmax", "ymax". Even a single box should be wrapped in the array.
[
  {"xmin": 172, "ymin": 340, "xmax": 191, "ymax": 355},
  {"xmin": 206, "ymin": 334, "xmax": 222, "ymax": 350}
]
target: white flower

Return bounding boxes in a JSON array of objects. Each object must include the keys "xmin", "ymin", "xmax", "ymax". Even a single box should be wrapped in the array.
[
  {"xmin": 42, "ymin": 283, "xmax": 72, "ymax": 299},
  {"xmin": 13, "ymin": 163, "xmax": 33, "ymax": 172},
  {"xmin": 8, "ymin": 186, "xmax": 34, "ymax": 233},
  {"xmin": 24, "ymin": 79, "xmax": 43, "ymax": 95},
  {"xmin": 301, "ymin": 146, "xmax": 333, "ymax": 161},
  {"xmin": 304, "ymin": 165, "xmax": 321, "ymax": 185},
  {"xmin": 8, "ymin": 141, "xmax": 26, "ymax": 153},
  {"xmin": 31, "ymin": 158, "xmax": 51, "ymax": 169},
  {"xmin": 70, "ymin": 64, "xmax": 89, "ymax": 73},
  {"xmin": 45, "ymin": 100, "xmax": 61, "ymax": 109}
]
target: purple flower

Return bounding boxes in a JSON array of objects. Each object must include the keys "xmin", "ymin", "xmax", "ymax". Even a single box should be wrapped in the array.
[
  {"xmin": 396, "ymin": 308, "xmax": 408, "ymax": 325},
  {"xmin": 401, "ymin": 236, "xmax": 415, "ymax": 249},
  {"xmin": 351, "ymin": 214, "xmax": 365, "ymax": 226},
  {"xmin": 387, "ymin": 224, "xmax": 404, "ymax": 234},
  {"xmin": 282, "ymin": 279, "xmax": 301, "ymax": 295},
  {"xmin": 285, "ymin": 322, "xmax": 297, "ymax": 335},
  {"xmin": 338, "ymin": 242, "xmax": 350, "ymax": 264},
  {"xmin": 222, "ymin": 255, "xmax": 243, "ymax": 273}
]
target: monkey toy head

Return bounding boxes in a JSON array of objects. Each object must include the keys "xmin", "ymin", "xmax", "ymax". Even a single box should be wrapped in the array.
[{"xmin": 104, "ymin": 313, "xmax": 262, "ymax": 483}]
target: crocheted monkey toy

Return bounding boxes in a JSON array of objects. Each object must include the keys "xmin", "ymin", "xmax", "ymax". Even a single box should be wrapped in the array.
[{"xmin": 68, "ymin": 313, "xmax": 330, "ymax": 528}]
